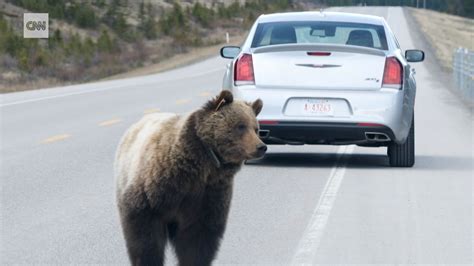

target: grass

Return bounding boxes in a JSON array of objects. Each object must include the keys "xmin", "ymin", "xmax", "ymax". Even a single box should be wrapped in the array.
[
  {"xmin": 0, "ymin": 34, "xmax": 246, "ymax": 93},
  {"xmin": 408, "ymin": 7, "xmax": 474, "ymax": 71},
  {"xmin": 103, "ymin": 34, "xmax": 246, "ymax": 81},
  {"xmin": 0, "ymin": 0, "xmax": 295, "ymax": 93}
]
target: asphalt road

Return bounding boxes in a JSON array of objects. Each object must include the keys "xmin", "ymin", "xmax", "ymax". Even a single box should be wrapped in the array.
[{"xmin": 1, "ymin": 6, "xmax": 472, "ymax": 265}]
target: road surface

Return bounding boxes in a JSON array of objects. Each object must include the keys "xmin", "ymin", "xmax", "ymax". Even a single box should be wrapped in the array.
[{"xmin": 1, "ymin": 6, "xmax": 472, "ymax": 265}]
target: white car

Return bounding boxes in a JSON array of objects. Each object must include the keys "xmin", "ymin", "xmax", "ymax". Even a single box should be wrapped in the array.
[{"xmin": 220, "ymin": 11, "xmax": 424, "ymax": 167}]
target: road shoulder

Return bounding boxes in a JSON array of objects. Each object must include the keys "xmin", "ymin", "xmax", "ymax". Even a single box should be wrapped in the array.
[{"xmin": 403, "ymin": 7, "xmax": 473, "ymax": 108}]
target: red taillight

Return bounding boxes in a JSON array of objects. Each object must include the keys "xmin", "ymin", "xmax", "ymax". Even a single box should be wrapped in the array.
[
  {"xmin": 307, "ymin": 52, "xmax": 331, "ymax": 56},
  {"xmin": 382, "ymin": 57, "xmax": 402, "ymax": 87},
  {"xmin": 234, "ymin": 53, "xmax": 254, "ymax": 85},
  {"xmin": 259, "ymin": 120, "xmax": 278, "ymax": 125},
  {"xmin": 357, "ymin": 122, "xmax": 384, "ymax": 127}
]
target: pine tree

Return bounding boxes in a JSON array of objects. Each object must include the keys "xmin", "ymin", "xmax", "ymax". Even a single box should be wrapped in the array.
[{"xmin": 97, "ymin": 30, "xmax": 113, "ymax": 53}]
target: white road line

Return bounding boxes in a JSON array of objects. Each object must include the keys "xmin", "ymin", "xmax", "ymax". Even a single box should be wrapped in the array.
[
  {"xmin": 291, "ymin": 145, "xmax": 355, "ymax": 265},
  {"xmin": 0, "ymin": 67, "xmax": 222, "ymax": 107},
  {"xmin": 0, "ymin": 87, "xmax": 121, "ymax": 107}
]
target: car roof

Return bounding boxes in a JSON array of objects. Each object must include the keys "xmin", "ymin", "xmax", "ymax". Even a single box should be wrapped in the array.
[{"xmin": 257, "ymin": 11, "xmax": 386, "ymax": 25}]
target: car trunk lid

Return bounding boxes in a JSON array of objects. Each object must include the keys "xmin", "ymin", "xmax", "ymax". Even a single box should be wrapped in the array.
[{"xmin": 251, "ymin": 44, "xmax": 386, "ymax": 90}]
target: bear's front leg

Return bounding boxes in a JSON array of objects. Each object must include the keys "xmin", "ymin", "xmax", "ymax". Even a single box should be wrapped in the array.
[
  {"xmin": 172, "ymin": 223, "xmax": 224, "ymax": 266},
  {"xmin": 120, "ymin": 210, "xmax": 167, "ymax": 266},
  {"xmin": 173, "ymin": 182, "xmax": 233, "ymax": 266}
]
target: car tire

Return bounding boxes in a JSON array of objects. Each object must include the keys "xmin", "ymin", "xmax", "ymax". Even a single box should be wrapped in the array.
[{"xmin": 388, "ymin": 116, "xmax": 415, "ymax": 167}]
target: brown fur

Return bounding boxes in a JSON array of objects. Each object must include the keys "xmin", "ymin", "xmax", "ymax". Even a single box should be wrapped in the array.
[{"xmin": 115, "ymin": 90, "xmax": 265, "ymax": 266}]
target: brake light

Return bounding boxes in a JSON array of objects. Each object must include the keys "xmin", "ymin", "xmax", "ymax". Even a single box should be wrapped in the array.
[
  {"xmin": 259, "ymin": 120, "xmax": 278, "ymax": 125},
  {"xmin": 357, "ymin": 122, "xmax": 384, "ymax": 127},
  {"xmin": 382, "ymin": 57, "xmax": 402, "ymax": 88},
  {"xmin": 234, "ymin": 53, "xmax": 254, "ymax": 85},
  {"xmin": 307, "ymin": 52, "xmax": 331, "ymax": 56}
]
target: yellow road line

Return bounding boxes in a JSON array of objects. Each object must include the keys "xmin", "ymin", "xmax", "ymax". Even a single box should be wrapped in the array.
[
  {"xmin": 144, "ymin": 108, "xmax": 160, "ymax": 114},
  {"xmin": 41, "ymin": 134, "xmax": 71, "ymax": 144},
  {"xmin": 175, "ymin": 99, "xmax": 191, "ymax": 105},
  {"xmin": 199, "ymin": 91, "xmax": 212, "ymax": 97},
  {"xmin": 99, "ymin": 118, "xmax": 122, "ymax": 127}
]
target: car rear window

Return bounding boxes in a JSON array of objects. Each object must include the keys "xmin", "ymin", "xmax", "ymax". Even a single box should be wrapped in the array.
[{"xmin": 251, "ymin": 21, "xmax": 388, "ymax": 50}]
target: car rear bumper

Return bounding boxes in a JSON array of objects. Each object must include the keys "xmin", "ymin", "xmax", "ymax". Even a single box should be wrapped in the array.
[
  {"xmin": 231, "ymin": 86, "xmax": 412, "ymax": 143},
  {"xmin": 258, "ymin": 121, "xmax": 395, "ymax": 145}
]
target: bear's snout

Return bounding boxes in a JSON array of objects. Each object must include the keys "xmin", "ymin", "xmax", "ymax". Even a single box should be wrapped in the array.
[{"xmin": 254, "ymin": 143, "xmax": 267, "ymax": 158}]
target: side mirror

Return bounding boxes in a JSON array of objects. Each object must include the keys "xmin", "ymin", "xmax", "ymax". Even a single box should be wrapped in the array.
[
  {"xmin": 220, "ymin": 46, "xmax": 240, "ymax": 59},
  {"xmin": 405, "ymin": 50, "xmax": 425, "ymax": 62}
]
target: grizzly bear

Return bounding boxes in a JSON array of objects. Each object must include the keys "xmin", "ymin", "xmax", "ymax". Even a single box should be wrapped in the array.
[{"xmin": 115, "ymin": 90, "xmax": 266, "ymax": 266}]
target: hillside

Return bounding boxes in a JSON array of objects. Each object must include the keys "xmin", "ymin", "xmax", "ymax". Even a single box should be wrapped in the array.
[{"xmin": 0, "ymin": 0, "xmax": 300, "ymax": 93}]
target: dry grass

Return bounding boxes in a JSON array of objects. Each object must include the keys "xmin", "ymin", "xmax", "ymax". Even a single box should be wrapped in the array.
[
  {"xmin": 409, "ymin": 7, "xmax": 474, "ymax": 71},
  {"xmin": 104, "ymin": 34, "xmax": 245, "ymax": 81},
  {"xmin": 0, "ymin": 34, "xmax": 246, "ymax": 93},
  {"xmin": 0, "ymin": 0, "xmax": 249, "ymax": 94},
  {"xmin": 0, "ymin": 77, "xmax": 64, "ymax": 93}
]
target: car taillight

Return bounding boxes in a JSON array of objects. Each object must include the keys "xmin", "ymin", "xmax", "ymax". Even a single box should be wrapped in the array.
[
  {"xmin": 234, "ymin": 53, "xmax": 254, "ymax": 85},
  {"xmin": 259, "ymin": 120, "xmax": 278, "ymax": 125},
  {"xmin": 382, "ymin": 57, "xmax": 402, "ymax": 88},
  {"xmin": 357, "ymin": 122, "xmax": 384, "ymax": 127},
  {"xmin": 307, "ymin": 52, "xmax": 331, "ymax": 56}
]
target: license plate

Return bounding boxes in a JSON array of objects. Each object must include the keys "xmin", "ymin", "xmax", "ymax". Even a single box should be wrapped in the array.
[{"xmin": 302, "ymin": 99, "xmax": 334, "ymax": 116}]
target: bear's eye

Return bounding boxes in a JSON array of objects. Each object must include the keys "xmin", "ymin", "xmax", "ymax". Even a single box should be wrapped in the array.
[{"xmin": 237, "ymin": 123, "xmax": 247, "ymax": 131}]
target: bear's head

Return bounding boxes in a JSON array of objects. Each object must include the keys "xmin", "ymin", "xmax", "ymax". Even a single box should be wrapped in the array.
[{"xmin": 196, "ymin": 90, "xmax": 266, "ymax": 165}]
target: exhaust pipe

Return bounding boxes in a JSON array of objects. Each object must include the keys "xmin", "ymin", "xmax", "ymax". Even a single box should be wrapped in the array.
[{"xmin": 365, "ymin": 132, "xmax": 391, "ymax": 142}]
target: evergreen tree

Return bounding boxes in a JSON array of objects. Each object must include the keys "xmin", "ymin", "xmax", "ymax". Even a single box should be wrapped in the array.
[
  {"xmin": 97, "ymin": 30, "xmax": 117, "ymax": 53},
  {"xmin": 192, "ymin": 2, "xmax": 214, "ymax": 28}
]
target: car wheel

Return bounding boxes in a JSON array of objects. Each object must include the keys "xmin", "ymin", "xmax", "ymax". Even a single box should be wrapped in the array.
[{"xmin": 388, "ymin": 116, "xmax": 415, "ymax": 167}]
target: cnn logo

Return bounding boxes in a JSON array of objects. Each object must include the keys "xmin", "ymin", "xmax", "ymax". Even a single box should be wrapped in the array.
[
  {"xmin": 24, "ymin": 13, "xmax": 48, "ymax": 38},
  {"xmin": 26, "ymin": 21, "xmax": 47, "ymax": 31}
]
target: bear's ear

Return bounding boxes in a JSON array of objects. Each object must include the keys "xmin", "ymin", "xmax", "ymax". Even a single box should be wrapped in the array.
[
  {"xmin": 251, "ymin": 99, "xmax": 263, "ymax": 116},
  {"xmin": 204, "ymin": 90, "xmax": 234, "ymax": 111}
]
